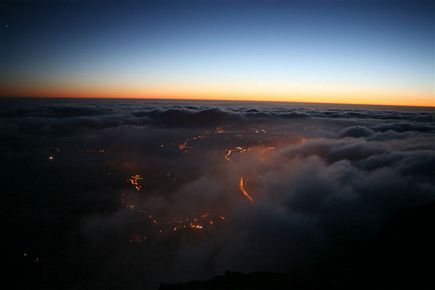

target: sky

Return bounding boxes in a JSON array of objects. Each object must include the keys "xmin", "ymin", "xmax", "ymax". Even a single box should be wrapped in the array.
[{"xmin": 0, "ymin": 0, "xmax": 434, "ymax": 106}]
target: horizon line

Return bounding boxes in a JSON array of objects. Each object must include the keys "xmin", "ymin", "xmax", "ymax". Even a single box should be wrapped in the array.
[{"xmin": 2, "ymin": 95, "xmax": 434, "ymax": 109}]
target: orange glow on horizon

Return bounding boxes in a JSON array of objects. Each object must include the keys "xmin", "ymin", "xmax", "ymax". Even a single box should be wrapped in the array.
[{"xmin": 1, "ymin": 84, "xmax": 433, "ymax": 107}]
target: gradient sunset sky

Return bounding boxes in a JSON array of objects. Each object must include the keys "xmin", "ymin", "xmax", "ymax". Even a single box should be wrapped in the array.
[{"xmin": 1, "ymin": 0, "xmax": 434, "ymax": 106}]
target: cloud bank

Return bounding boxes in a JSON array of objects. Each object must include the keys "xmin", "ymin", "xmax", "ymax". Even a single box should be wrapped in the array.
[{"xmin": 2, "ymin": 99, "xmax": 435, "ymax": 290}]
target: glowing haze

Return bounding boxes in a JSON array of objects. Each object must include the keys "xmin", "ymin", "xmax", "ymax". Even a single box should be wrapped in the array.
[{"xmin": 1, "ymin": 0, "xmax": 434, "ymax": 106}]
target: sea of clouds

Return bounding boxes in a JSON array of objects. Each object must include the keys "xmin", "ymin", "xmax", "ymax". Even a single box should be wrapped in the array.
[{"xmin": 2, "ymin": 99, "xmax": 434, "ymax": 290}]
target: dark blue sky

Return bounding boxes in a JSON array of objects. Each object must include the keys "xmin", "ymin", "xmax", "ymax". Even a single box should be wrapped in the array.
[{"xmin": 1, "ymin": 0, "xmax": 434, "ymax": 106}]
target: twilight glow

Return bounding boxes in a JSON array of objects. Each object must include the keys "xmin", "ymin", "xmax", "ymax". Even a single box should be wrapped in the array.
[{"xmin": 1, "ymin": 0, "xmax": 434, "ymax": 106}]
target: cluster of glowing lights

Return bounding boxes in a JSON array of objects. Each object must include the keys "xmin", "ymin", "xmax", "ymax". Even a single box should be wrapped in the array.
[
  {"xmin": 128, "ymin": 174, "xmax": 143, "ymax": 191},
  {"xmin": 123, "ymin": 175, "xmax": 227, "ymax": 235},
  {"xmin": 178, "ymin": 141, "xmax": 190, "ymax": 152},
  {"xmin": 121, "ymin": 193, "xmax": 227, "ymax": 233},
  {"xmin": 119, "ymin": 130, "xmax": 307, "ymax": 243},
  {"xmin": 82, "ymin": 148, "xmax": 105, "ymax": 153},
  {"xmin": 224, "ymin": 146, "xmax": 252, "ymax": 161},
  {"xmin": 178, "ymin": 135, "xmax": 207, "ymax": 153},
  {"xmin": 224, "ymin": 144, "xmax": 275, "ymax": 162},
  {"xmin": 170, "ymin": 214, "xmax": 223, "ymax": 232},
  {"xmin": 47, "ymin": 146, "xmax": 108, "ymax": 162},
  {"xmin": 23, "ymin": 251, "xmax": 40, "ymax": 264},
  {"xmin": 215, "ymin": 127, "xmax": 225, "ymax": 134},
  {"xmin": 253, "ymin": 129, "xmax": 267, "ymax": 134}
]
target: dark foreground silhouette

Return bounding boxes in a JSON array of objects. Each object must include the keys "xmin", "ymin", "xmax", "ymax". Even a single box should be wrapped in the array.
[{"xmin": 160, "ymin": 202, "xmax": 435, "ymax": 290}]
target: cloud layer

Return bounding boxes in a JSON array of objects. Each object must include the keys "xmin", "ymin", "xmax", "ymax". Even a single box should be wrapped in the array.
[{"xmin": 2, "ymin": 99, "xmax": 435, "ymax": 289}]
